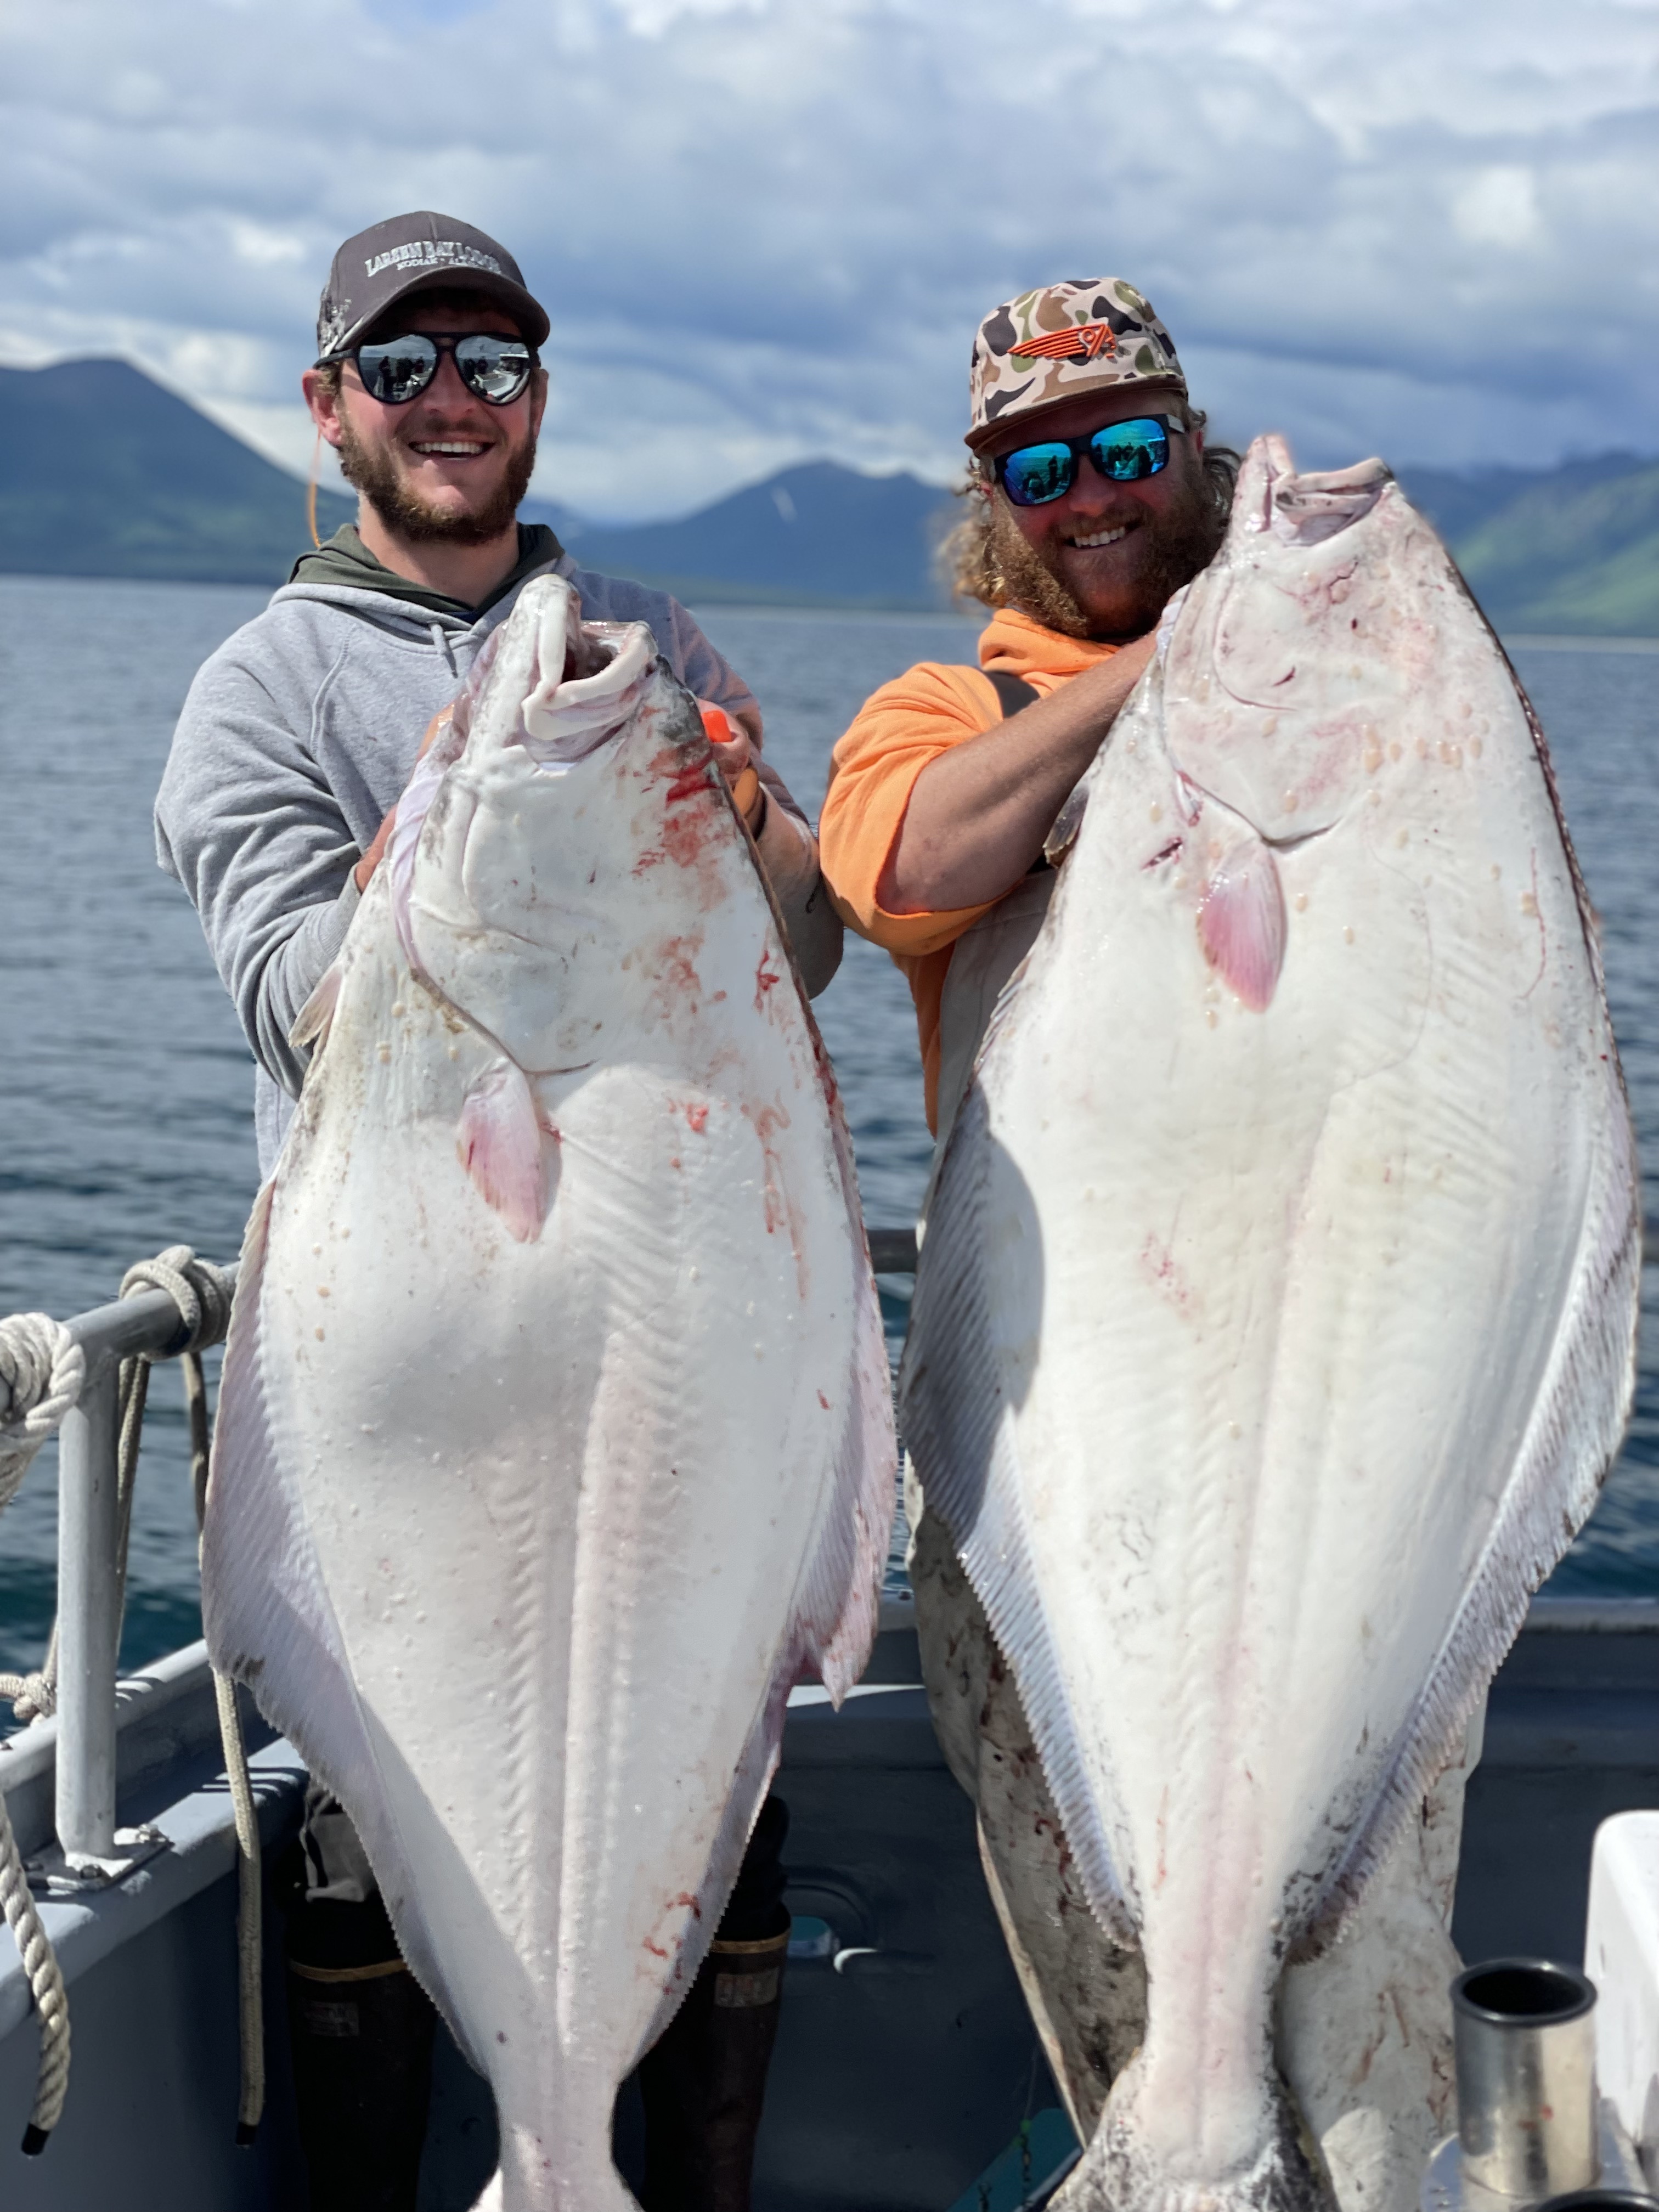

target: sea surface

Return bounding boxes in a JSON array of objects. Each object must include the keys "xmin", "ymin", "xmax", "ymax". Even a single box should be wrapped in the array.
[{"xmin": 0, "ymin": 575, "xmax": 1654, "ymax": 1680}]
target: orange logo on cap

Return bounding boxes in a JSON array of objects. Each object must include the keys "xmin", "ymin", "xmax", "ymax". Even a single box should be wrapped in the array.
[{"xmin": 1008, "ymin": 321, "xmax": 1119, "ymax": 363}]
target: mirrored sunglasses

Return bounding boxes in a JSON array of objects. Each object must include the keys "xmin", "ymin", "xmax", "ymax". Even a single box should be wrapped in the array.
[
  {"xmin": 992, "ymin": 415, "xmax": 1183, "ymax": 507},
  {"xmin": 343, "ymin": 331, "xmax": 537, "ymax": 407}
]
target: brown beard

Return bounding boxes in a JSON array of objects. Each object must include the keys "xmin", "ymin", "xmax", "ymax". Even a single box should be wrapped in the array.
[
  {"xmin": 974, "ymin": 458, "xmax": 1230, "ymax": 640},
  {"xmin": 335, "ymin": 411, "xmax": 538, "ymax": 547},
  {"xmin": 984, "ymin": 496, "xmax": 1093, "ymax": 637}
]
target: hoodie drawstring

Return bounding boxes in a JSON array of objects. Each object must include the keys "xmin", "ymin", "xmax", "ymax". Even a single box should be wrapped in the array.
[{"xmin": 430, "ymin": 623, "xmax": 458, "ymax": 678}]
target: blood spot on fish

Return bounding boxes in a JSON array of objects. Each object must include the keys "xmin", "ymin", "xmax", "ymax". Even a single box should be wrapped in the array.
[
  {"xmin": 1139, "ymin": 1233, "xmax": 1197, "ymax": 1317},
  {"xmin": 818, "ymin": 1391, "xmax": 830, "ymax": 1410},
  {"xmin": 655, "ymin": 935, "xmax": 705, "ymax": 1008},
  {"xmin": 644, "ymin": 1939, "xmax": 669, "ymax": 1959},
  {"xmin": 665, "ymin": 760, "xmax": 710, "ymax": 806},
  {"xmin": 686, "ymin": 1104, "xmax": 709, "ymax": 1133},
  {"xmin": 754, "ymin": 949, "xmax": 782, "ymax": 1012}
]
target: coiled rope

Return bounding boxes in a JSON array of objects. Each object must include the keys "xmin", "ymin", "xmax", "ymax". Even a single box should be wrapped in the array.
[
  {"xmin": 0, "ymin": 1246, "xmax": 260, "ymax": 2154},
  {"xmin": 0, "ymin": 1315, "xmax": 84, "ymax": 1516},
  {"xmin": 0, "ymin": 1311, "xmax": 82, "ymax": 2149}
]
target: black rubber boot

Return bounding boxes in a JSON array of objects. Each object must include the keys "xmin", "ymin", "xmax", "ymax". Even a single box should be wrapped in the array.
[
  {"xmin": 284, "ymin": 1889, "xmax": 438, "ymax": 2212},
  {"xmin": 639, "ymin": 1795, "xmax": 791, "ymax": 2212}
]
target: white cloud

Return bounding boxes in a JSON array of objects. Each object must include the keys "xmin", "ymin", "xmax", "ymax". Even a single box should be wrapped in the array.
[
  {"xmin": 2, "ymin": 0, "xmax": 1655, "ymax": 519},
  {"xmin": 1453, "ymin": 166, "xmax": 1543, "ymax": 250}
]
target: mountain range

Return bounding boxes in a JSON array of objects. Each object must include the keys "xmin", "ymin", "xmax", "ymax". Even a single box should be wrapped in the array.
[{"xmin": 1, "ymin": 358, "xmax": 1654, "ymax": 635}]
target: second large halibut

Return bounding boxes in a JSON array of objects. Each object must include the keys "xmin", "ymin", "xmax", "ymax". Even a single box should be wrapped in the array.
[{"xmin": 901, "ymin": 437, "xmax": 1639, "ymax": 2210}]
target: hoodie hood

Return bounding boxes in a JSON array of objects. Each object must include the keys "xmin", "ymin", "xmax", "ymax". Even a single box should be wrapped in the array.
[{"xmin": 286, "ymin": 522, "xmax": 566, "ymax": 624}]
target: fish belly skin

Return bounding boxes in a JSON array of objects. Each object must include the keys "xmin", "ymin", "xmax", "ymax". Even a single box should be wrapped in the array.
[
  {"xmin": 902, "ymin": 442, "xmax": 1639, "ymax": 2212},
  {"xmin": 206, "ymin": 586, "xmax": 893, "ymax": 2211}
]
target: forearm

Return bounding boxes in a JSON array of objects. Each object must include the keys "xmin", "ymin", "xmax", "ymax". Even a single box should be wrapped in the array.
[{"xmin": 879, "ymin": 642, "xmax": 1153, "ymax": 913}]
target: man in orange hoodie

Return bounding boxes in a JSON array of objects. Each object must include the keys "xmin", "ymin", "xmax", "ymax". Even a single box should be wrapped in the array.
[{"xmin": 820, "ymin": 290, "xmax": 1482, "ymax": 2197}]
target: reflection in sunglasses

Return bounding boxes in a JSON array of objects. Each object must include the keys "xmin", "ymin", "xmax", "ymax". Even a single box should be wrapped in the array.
[
  {"xmin": 349, "ymin": 332, "xmax": 536, "ymax": 408},
  {"xmin": 994, "ymin": 416, "xmax": 1181, "ymax": 507}
]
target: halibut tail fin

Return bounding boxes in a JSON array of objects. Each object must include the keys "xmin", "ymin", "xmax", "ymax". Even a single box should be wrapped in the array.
[{"xmin": 1058, "ymin": 2060, "xmax": 1333, "ymax": 2212}]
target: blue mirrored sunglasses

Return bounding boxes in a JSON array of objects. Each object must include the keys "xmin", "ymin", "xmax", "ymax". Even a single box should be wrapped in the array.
[{"xmin": 991, "ymin": 415, "xmax": 1184, "ymax": 506}]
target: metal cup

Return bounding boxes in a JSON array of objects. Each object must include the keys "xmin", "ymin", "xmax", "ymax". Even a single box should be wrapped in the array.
[{"xmin": 1452, "ymin": 1959, "xmax": 1599, "ymax": 2199}]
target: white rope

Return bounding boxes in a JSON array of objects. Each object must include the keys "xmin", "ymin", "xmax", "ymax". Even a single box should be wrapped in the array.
[
  {"xmin": 0, "ymin": 1315, "xmax": 77, "ymax": 2149},
  {"xmin": 0, "ymin": 1247, "xmax": 239, "ymax": 2153},
  {"xmin": 0, "ymin": 1788, "xmax": 70, "ymax": 2152},
  {"xmin": 213, "ymin": 1670, "xmax": 266, "ymax": 2143},
  {"xmin": 117, "ymin": 1245, "xmax": 236, "ymax": 1357},
  {"xmin": 0, "ymin": 1314, "xmax": 84, "ymax": 1514},
  {"xmin": 113, "ymin": 1247, "xmax": 265, "ymax": 2146}
]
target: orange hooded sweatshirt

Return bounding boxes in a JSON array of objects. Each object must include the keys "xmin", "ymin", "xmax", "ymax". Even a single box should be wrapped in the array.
[{"xmin": 819, "ymin": 606, "xmax": 1120, "ymax": 1131}]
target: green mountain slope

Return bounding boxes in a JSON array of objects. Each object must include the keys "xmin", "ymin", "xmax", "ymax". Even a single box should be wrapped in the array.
[
  {"xmin": 1447, "ymin": 465, "xmax": 1659, "ymax": 636},
  {"xmin": 0, "ymin": 358, "xmax": 353, "ymax": 587}
]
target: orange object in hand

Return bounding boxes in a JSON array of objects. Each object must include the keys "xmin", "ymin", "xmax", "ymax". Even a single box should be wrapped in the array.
[{"xmin": 699, "ymin": 702, "xmax": 763, "ymax": 828}]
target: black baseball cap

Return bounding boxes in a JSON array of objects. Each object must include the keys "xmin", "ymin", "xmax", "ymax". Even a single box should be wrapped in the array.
[{"xmin": 315, "ymin": 212, "xmax": 551, "ymax": 361}]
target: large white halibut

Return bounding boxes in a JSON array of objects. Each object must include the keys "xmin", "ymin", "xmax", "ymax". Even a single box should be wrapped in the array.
[
  {"xmin": 204, "ymin": 579, "xmax": 894, "ymax": 2210},
  {"xmin": 901, "ymin": 438, "xmax": 1639, "ymax": 2211}
]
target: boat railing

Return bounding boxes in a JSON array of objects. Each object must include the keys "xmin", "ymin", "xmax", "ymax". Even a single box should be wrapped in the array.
[{"xmin": 0, "ymin": 1263, "xmax": 239, "ymax": 1870}]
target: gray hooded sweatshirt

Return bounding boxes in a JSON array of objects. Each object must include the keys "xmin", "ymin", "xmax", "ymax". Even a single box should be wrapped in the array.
[{"xmin": 155, "ymin": 541, "xmax": 840, "ymax": 1174}]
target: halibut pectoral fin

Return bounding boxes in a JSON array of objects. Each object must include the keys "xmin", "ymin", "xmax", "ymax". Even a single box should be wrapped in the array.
[
  {"xmin": 202, "ymin": 1177, "xmax": 465, "ymax": 2051},
  {"xmin": 457, "ymin": 1057, "xmax": 549, "ymax": 1243},
  {"xmin": 289, "ymin": 961, "xmax": 343, "ymax": 1054},
  {"xmin": 901, "ymin": 1084, "xmax": 1136, "ymax": 1947},
  {"xmin": 1307, "ymin": 1060, "xmax": 1642, "ymax": 1947},
  {"xmin": 1198, "ymin": 833, "xmax": 1288, "ymax": 1011}
]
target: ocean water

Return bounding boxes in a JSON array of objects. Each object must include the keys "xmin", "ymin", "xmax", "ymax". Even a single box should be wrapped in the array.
[{"xmin": 0, "ymin": 576, "xmax": 1652, "ymax": 1681}]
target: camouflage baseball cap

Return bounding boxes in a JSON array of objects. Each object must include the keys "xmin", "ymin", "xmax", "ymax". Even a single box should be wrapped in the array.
[{"xmin": 967, "ymin": 278, "xmax": 1186, "ymax": 453}]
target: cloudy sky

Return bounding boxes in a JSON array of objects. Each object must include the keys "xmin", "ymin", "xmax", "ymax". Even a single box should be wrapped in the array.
[{"xmin": 4, "ymin": 0, "xmax": 1656, "ymax": 520}]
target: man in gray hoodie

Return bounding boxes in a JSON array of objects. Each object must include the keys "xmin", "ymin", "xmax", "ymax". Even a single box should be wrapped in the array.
[{"xmin": 155, "ymin": 212, "xmax": 838, "ymax": 2212}]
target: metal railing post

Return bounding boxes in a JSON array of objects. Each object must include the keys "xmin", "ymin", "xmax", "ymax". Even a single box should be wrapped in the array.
[{"xmin": 54, "ymin": 1357, "xmax": 122, "ymax": 1867}]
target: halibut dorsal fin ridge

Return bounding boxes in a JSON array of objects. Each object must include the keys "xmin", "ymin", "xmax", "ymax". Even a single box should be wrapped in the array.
[
  {"xmin": 202, "ymin": 1174, "xmax": 478, "ymax": 2063},
  {"xmin": 1304, "ymin": 1048, "xmax": 1641, "ymax": 1949},
  {"xmin": 900, "ymin": 1082, "xmax": 1136, "ymax": 1946}
]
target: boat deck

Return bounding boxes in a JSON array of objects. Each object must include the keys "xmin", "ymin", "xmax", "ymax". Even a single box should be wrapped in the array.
[{"xmin": 2, "ymin": 1595, "xmax": 1655, "ymax": 2210}]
